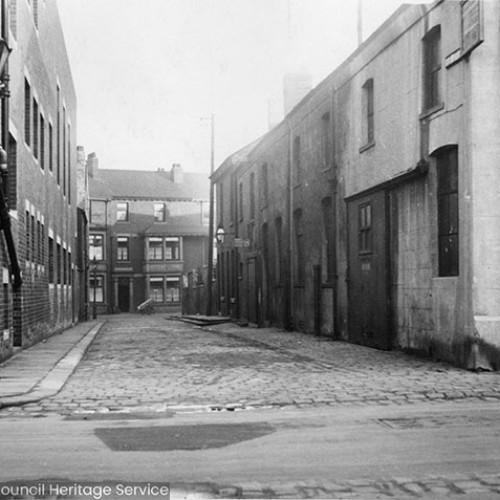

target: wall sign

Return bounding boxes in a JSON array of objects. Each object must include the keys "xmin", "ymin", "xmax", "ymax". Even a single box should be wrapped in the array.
[{"xmin": 462, "ymin": 0, "xmax": 482, "ymax": 55}]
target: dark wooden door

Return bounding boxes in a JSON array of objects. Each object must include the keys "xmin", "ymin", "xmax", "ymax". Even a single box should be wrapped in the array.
[
  {"xmin": 347, "ymin": 190, "xmax": 390, "ymax": 350},
  {"xmin": 247, "ymin": 258, "xmax": 258, "ymax": 325},
  {"xmin": 117, "ymin": 278, "xmax": 130, "ymax": 313}
]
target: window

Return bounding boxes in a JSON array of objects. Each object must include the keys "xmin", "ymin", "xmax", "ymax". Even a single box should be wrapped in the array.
[
  {"xmin": 358, "ymin": 203, "xmax": 372, "ymax": 254},
  {"xmin": 165, "ymin": 237, "xmax": 180, "ymax": 260},
  {"xmin": 275, "ymin": 217, "xmax": 283, "ymax": 283},
  {"xmin": 250, "ymin": 172, "xmax": 255, "ymax": 219},
  {"xmin": 154, "ymin": 203, "xmax": 166, "ymax": 222},
  {"xmin": 40, "ymin": 115, "xmax": 45, "ymax": 169},
  {"xmin": 166, "ymin": 277, "xmax": 180, "ymax": 302},
  {"xmin": 149, "ymin": 277, "xmax": 164, "ymax": 302},
  {"xmin": 24, "ymin": 80, "xmax": 30, "ymax": 147},
  {"xmin": 322, "ymin": 197, "xmax": 334, "ymax": 282},
  {"xmin": 218, "ymin": 182, "xmax": 224, "ymax": 226},
  {"xmin": 56, "ymin": 85, "xmax": 60, "ymax": 185},
  {"xmin": 230, "ymin": 173, "xmax": 236, "ymax": 223},
  {"xmin": 90, "ymin": 200, "xmax": 106, "ymax": 225},
  {"xmin": 260, "ymin": 163, "xmax": 268, "ymax": 206},
  {"xmin": 436, "ymin": 146, "xmax": 459, "ymax": 276},
  {"xmin": 89, "ymin": 275, "xmax": 104, "ymax": 303},
  {"xmin": 48, "ymin": 123, "xmax": 53, "ymax": 172},
  {"xmin": 48, "ymin": 237, "xmax": 54, "ymax": 283},
  {"xmin": 62, "ymin": 107, "xmax": 66, "ymax": 196},
  {"xmin": 362, "ymin": 79, "xmax": 374, "ymax": 146},
  {"xmin": 116, "ymin": 202, "xmax": 129, "ymax": 221},
  {"xmin": 322, "ymin": 113, "xmax": 332, "ymax": 167},
  {"xmin": 25, "ymin": 211, "xmax": 30, "ymax": 261},
  {"xmin": 294, "ymin": 209, "xmax": 304, "ymax": 284},
  {"xmin": 423, "ymin": 26, "xmax": 441, "ymax": 111},
  {"xmin": 148, "ymin": 237, "xmax": 163, "ymax": 260},
  {"xmin": 56, "ymin": 243, "xmax": 61, "ymax": 284},
  {"xmin": 293, "ymin": 136, "xmax": 301, "ymax": 184},
  {"xmin": 117, "ymin": 237, "xmax": 129, "ymax": 261},
  {"xmin": 239, "ymin": 182, "xmax": 243, "ymax": 221},
  {"xmin": 32, "ymin": 99, "xmax": 38, "ymax": 159},
  {"xmin": 89, "ymin": 234, "xmax": 104, "ymax": 261},
  {"xmin": 63, "ymin": 248, "xmax": 67, "ymax": 285}
]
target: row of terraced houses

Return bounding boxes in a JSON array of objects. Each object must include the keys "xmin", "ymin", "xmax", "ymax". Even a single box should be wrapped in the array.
[
  {"xmin": 213, "ymin": 0, "xmax": 500, "ymax": 370},
  {"xmin": 0, "ymin": 0, "xmax": 210, "ymax": 363}
]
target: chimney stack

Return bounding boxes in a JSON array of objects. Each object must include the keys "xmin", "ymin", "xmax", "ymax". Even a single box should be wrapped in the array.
[
  {"xmin": 87, "ymin": 152, "xmax": 98, "ymax": 178},
  {"xmin": 171, "ymin": 163, "xmax": 183, "ymax": 184}
]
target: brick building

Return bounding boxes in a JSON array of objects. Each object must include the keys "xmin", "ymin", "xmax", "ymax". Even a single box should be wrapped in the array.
[
  {"xmin": 88, "ymin": 159, "xmax": 209, "ymax": 314},
  {"xmin": 0, "ymin": 0, "xmax": 82, "ymax": 362},
  {"xmin": 213, "ymin": 0, "xmax": 500, "ymax": 370}
]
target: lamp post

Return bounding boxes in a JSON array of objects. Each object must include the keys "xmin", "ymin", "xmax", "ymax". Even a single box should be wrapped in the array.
[{"xmin": 92, "ymin": 256, "xmax": 97, "ymax": 319}]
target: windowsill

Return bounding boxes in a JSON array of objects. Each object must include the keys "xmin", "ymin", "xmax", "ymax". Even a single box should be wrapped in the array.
[
  {"xmin": 359, "ymin": 141, "xmax": 375, "ymax": 154},
  {"xmin": 419, "ymin": 102, "xmax": 444, "ymax": 120}
]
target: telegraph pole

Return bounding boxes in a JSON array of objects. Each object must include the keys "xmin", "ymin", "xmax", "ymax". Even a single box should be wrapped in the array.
[{"xmin": 206, "ymin": 114, "xmax": 215, "ymax": 316}]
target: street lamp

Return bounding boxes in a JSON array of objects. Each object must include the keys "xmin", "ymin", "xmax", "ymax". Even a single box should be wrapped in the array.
[{"xmin": 92, "ymin": 256, "xmax": 97, "ymax": 319}]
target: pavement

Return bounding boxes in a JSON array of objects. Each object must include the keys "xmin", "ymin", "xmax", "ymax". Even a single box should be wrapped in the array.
[{"xmin": 0, "ymin": 319, "xmax": 105, "ymax": 409}]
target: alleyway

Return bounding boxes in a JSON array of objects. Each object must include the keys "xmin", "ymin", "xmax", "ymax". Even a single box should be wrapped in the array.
[{"xmin": 2, "ymin": 314, "xmax": 500, "ymax": 417}]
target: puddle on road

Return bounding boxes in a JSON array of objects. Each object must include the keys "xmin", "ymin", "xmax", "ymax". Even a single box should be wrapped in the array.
[{"xmin": 95, "ymin": 422, "xmax": 275, "ymax": 451}]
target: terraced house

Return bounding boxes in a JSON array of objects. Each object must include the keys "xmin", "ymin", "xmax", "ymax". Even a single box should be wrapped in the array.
[
  {"xmin": 213, "ymin": 0, "xmax": 500, "ymax": 370},
  {"xmin": 0, "ymin": 0, "xmax": 84, "ymax": 362},
  {"xmin": 88, "ymin": 158, "xmax": 209, "ymax": 314}
]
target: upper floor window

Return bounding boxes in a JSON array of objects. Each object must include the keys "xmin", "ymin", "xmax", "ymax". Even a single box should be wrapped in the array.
[
  {"xmin": 423, "ymin": 26, "xmax": 442, "ymax": 111},
  {"xmin": 24, "ymin": 79, "xmax": 31, "ymax": 147},
  {"xmin": 250, "ymin": 172, "xmax": 255, "ymax": 220},
  {"xmin": 148, "ymin": 237, "xmax": 163, "ymax": 260},
  {"xmin": 89, "ymin": 234, "xmax": 104, "ymax": 261},
  {"xmin": 116, "ymin": 237, "xmax": 129, "ymax": 261},
  {"xmin": 116, "ymin": 202, "xmax": 129, "ymax": 221},
  {"xmin": 260, "ymin": 163, "xmax": 268, "ymax": 207},
  {"xmin": 435, "ymin": 146, "xmax": 459, "ymax": 277},
  {"xmin": 362, "ymin": 79, "xmax": 374, "ymax": 147},
  {"xmin": 154, "ymin": 203, "xmax": 166, "ymax": 222},
  {"xmin": 293, "ymin": 136, "xmax": 301, "ymax": 185},
  {"xmin": 239, "ymin": 182, "xmax": 243, "ymax": 221},
  {"xmin": 165, "ymin": 237, "xmax": 180, "ymax": 260},
  {"xmin": 322, "ymin": 113, "xmax": 332, "ymax": 167}
]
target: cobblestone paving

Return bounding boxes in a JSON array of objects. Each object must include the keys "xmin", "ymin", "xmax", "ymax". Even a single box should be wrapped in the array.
[
  {"xmin": 1, "ymin": 314, "xmax": 499, "ymax": 417},
  {"xmin": 173, "ymin": 472, "xmax": 500, "ymax": 498}
]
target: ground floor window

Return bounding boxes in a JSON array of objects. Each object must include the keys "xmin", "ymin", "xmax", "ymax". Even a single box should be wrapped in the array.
[
  {"xmin": 89, "ymin": 275, "xmax": 104, "ymax": 303},
  {"xmin": 149, "ymin": 276, "xmax": 164, "ymax": 302},
  {"xmin": 166, "ymin": 277, "xmax": 180, "ymax": 302},
  {"xmin": 148, "ymin": 276, "xmax": 181, "ymax": 303}
]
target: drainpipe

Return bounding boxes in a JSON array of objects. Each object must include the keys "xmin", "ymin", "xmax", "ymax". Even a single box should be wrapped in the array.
[
  {"xmin": 0, "ymin": 0, "xmax": 21, "ymax": 290},
  {"xmin": 286, "ymin": 120, "xmax": 293, "ymax": 330}
]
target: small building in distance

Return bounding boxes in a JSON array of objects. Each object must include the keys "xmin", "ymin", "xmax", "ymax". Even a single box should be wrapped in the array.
[{"xmin": 88, "ymin": 158, "xmax": 209, "ymax": 314}]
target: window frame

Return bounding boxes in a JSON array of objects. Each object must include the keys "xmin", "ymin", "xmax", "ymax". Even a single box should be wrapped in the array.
[
  {"xmin": 116, "ymin": 202, "xmax": 129, "ymax": 222},
  {"xmin": 89, "ymin": 233, "xmax": 104, "ymax": 261},
  {"xmin": 116, "ymin": 236, "xmax": 130, "ymax": 261},
  {"xmin": 153, "ymin": 203, "xmax": 166, "ymax": 222},
  {"xmin": 358, "ymin": 202, "xmax": 373, "ymax": 255},
  {"xmin": 423, "ymin": 25, "xmax": 442, "ymax": 112}
]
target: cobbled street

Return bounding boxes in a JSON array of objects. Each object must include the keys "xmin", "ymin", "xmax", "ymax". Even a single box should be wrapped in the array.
[
  {"xmin": 2, "ymin": 314, "xmax": 500, "ymax": 499},
  {"xmin": 2, "ymin": 314, "xmax": 500, "ymax": 417}
]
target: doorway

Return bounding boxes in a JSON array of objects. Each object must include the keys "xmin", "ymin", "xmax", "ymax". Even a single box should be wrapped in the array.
[
  {"xmin": 347, "ymin": 189, "xmax": 391, "ymax": 349},
  {"xmin": 117, "ymin": 278, "xmax": 130, "ymax": 313}
]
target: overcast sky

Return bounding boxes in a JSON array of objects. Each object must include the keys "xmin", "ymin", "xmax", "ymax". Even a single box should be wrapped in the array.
[{"xmin": 56, "ymin": 0, "xmax": 426, "ymax": 175}]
